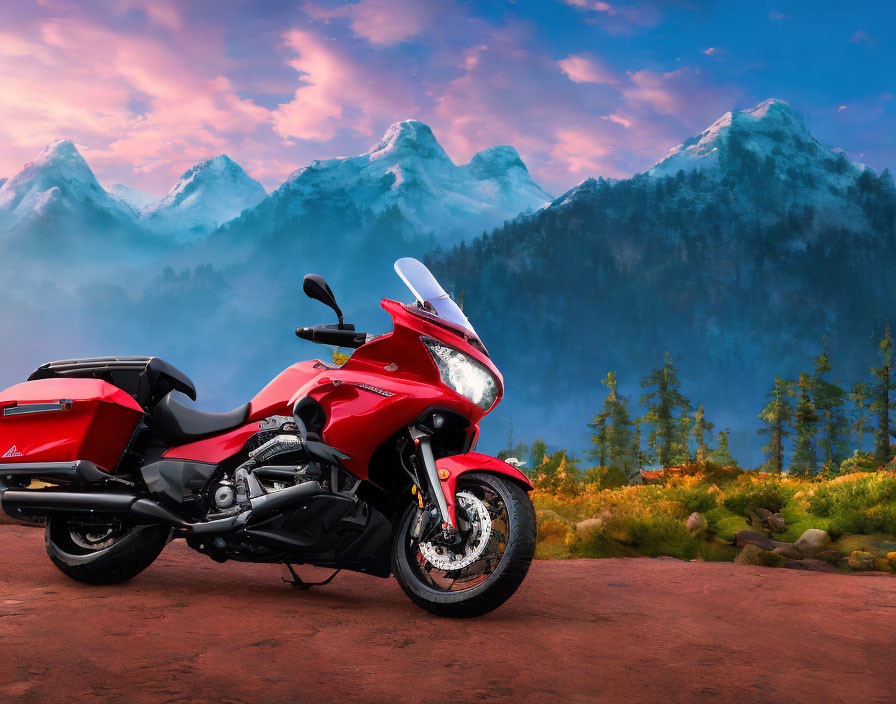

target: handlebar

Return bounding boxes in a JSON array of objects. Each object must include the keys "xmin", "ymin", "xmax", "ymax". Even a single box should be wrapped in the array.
[{"xmin": 296, "ymin": 324, "xmax": 367, "ymax": 349}]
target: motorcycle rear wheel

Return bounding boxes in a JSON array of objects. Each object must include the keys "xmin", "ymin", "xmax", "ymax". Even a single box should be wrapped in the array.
[
  {"xmin": 45, "ymin": 516, "xmax": 170, "ymax": 585},
  {"xmin": 392, "ymin": 472, "xmax": 536, "ymax": 618}
]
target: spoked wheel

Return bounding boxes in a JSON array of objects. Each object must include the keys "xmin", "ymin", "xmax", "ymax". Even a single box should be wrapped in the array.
[
  {"xmin": 45, "ymin": 515, "xmax": 170, "ymax": 585},
  {"xmin": 392, "ymin": 472, "xmax": 536, "ymax": 618}
]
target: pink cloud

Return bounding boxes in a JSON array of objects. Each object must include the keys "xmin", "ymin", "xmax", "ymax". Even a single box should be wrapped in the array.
[
  {"xmin": 558, "ymin": 53, "xmax": 619, "ymax": 84},
  {"xmin": 272, "ymin": 29, "xmax": 421, "ymax": 142},
  {"xmin": 303, "ymin": 0, "xmax": 437, "ymax": 45},
  {"xmin": 563, "ymin": 0, "xmax": 665, "ymax": 33},
  {"xmin": 550, "ymin": 128, "xmax": 614, "ymax": 175},
  {"xmin": 703, "ymin": 47, "xmax": 715, "ymax": 55}
]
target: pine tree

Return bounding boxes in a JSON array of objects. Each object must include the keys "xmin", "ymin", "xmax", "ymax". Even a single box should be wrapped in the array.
[
  {"xmin": 812, "ymin": 338, "xmax": 848, "ymax": 470},
  {"xmin": 640, "ymin": 352, "xmax": 693, "ymax": 467},
  {"xmin": 790, "ymin": 372, "xmax": 820, "ymax": 475},
  {"xmin": 870, "ymin": 326, "xmax": 896, "ymax": 465},
  {"xmin": 848, "ymin": 381, "xmax": 872, "ymax": 453},
  {"xmin": 711, "ymin": 428, "xmax": 736, "ymax": 466},
  {"xmin": 587, "ymin": 414, "xmax": 608, "ymax": 467},
  {"xmin": 758, "ymin": 376, "xmax": 794, "ymax": 472},
  {"xmin": 692, "ymin": 405, "xmax": 714, "ymax": 464},
  {"xmin": 588, "ymin": 372, "xmax": 636, "ymax": 473}
]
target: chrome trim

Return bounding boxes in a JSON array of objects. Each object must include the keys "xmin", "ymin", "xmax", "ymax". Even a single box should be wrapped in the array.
[{"xmin": 3, "ymin": 400, "xmax": 73, "ymax": 417}]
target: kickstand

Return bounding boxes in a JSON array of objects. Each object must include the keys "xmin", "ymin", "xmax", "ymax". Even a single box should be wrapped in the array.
[{"xmin": 282, "ymin": 563, "xmax": 341, "ymax": 590}]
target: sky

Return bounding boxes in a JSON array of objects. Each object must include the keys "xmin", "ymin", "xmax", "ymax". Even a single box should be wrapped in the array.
[{"xmin": 0, "ymin": 0, "xmax": 893, "ymax": 198}]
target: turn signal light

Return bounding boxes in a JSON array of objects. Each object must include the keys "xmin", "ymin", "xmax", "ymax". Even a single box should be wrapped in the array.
[{"xmin": 437, "ymin": 468, "xmax": 450, "ymax": 480}]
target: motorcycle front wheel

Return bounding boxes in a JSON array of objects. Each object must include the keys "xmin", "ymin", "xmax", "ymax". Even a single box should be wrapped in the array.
[{"xmin": 392, "ymin": 471, "xmax": 536, "ymax": 618}]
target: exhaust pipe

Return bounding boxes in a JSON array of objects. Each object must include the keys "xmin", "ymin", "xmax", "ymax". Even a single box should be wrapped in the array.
[{"xmin": 2, "ymin": 481, "xmax": 326, "ymax": 535}]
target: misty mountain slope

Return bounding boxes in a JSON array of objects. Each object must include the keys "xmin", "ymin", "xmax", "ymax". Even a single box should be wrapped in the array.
[
  {"xmin": 427, "ymin": 100, "xmax": 896, "ymax": 464},
  {"xmin": 141, "ymin": 155, "xmax": 267, "ymax": 241},
  {"xmin": 107, "ymin": 183, "xmax": 155, "ymax": 211}
]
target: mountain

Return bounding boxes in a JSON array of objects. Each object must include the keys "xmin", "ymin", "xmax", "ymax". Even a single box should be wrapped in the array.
[
  {"xmin": 108, "ymin": 183, "xmax": 156, "ymax": 212},
  {"xmin": 140, "ymin": 155, "xmax": 266, "ymax": 240},
  {"xmin": 427, "ymin": 99, "xmax": 896, "ymax": 466},
  {"xmin": 0, "ymin": 139, "xmax": 133, "ymax": 232},
  {"xmin": 261, "ymin": 120, "xmax": 551, "ymax": 242}
]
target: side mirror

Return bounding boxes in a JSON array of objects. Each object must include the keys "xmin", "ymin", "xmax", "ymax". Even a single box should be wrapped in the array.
[{"xmin": 303, "ymin": 274, "xmax": 345, "ymax": 327}]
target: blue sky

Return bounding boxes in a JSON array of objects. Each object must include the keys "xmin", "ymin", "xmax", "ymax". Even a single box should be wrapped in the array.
[{"xmin": 0, "ymin": 0, "xmax": 892, "ymax": 195}]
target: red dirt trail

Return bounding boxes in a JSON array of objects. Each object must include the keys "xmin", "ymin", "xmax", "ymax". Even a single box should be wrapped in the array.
[{"xmin": 0, "ymin": 524, "xmax": 894, "ymax": 704}]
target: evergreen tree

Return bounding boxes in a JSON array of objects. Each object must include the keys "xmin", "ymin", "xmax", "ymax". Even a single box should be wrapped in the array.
[
  {"xmin": 790, "ymin": 372, "xmax": 820, "ymax": 475},
  {"xmin": 870, "ymin": 326, "xmax": 896, "ymax": 465},
  {"xmin": 640, "ymin": 352, "xmax": 693, "ymax": 466},
  {"xmin": 587, "ymin": 414, "xmax": 608, "ymax": 467},
  {"xmin": 588, "ymin": 372, "xmax": 636, "ymax": 473},
  {"xmin": 529, "ymin": 439, "xmax": 548, "ymax": 470},
  {"xmin": 711, "ymin": 428, "xmax": 736, "ymax": 466},
  {"xmin": 848, "ymin": 381, "xmax": 872, "ymax": 453},
  {"xmin": 812, "ymin": 338, "xmax": 848, "ymax": 469},
  {"xmin": 758, "ymin": 376, "xmax": 794, "ymax": 472},
  {"xmin": 692, "ymin": 405, "xmax": 714, "ymax": 464}
]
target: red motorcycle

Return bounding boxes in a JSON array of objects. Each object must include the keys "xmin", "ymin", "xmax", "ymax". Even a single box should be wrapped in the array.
[{"xmin": 0, "ymin": 258, "xmax": 535, "ymax": 617}]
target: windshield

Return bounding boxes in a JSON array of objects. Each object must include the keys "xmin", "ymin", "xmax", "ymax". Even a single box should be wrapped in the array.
[{"xmin": 394, "ymin": 258, "xmax": 478, "ymax": 339}]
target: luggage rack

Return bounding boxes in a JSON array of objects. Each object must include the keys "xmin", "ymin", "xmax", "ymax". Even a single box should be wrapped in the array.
[{"xmin": 28, "ymin": 356, "xmax": 196, "ymax": 410}]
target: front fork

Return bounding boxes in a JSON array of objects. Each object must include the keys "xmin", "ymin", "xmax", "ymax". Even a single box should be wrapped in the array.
[{"xmin": 408, "ymin": 427, "xmax": 457, "ymax": 539}]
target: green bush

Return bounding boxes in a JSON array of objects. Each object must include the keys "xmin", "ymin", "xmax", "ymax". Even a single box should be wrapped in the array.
[
  {"xmin": 723, "ymin": 479, "xmax": 791, "ymax": 515},
  {"xmin": 665, "ymin": 485, "xmax": 719, "ymax": 514},
  {"xmin": 807, "ymin": 475, "xmax": 896, "ymax": 537}
]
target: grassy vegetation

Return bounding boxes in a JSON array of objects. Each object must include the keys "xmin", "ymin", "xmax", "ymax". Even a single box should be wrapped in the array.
[{"xmin": 532, "ymin": 463, "xmax": 896, "ymax": 568}]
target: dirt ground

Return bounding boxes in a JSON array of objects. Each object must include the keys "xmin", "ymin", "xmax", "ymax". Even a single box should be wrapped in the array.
[{"xmin": 0, "ymin": 523, "xmax": 894, "ymax": 704}]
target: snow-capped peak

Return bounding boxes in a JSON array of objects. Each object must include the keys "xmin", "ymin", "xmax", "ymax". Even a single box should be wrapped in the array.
[
  {"xmin": 649, "ymin": 98, "xmax": 827, "ymax": 178},
  {"xmin": 369, "ymin": 120, "xmax": 451, "ymax": 163},
  {"xmin": 0, "ymin": 138, "xmax": 132, "ymax": 230},
  {"xmin": 276, "ymin": 120, "xmax": 552, "ymax": 240},
  {"xmin": 140, "ymin": 154, "xmax": 266, "ymax": 240}
]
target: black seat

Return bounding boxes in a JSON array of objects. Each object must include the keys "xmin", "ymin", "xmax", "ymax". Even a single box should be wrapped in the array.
[{"xmin": 152, "ymin": 392, "xmax": 251, "ymax": 446}]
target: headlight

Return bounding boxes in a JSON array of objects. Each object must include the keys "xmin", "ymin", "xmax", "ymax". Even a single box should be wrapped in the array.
[{"xmin": 422, "ymin": 336, "xmax": 498, "ymax": 410}]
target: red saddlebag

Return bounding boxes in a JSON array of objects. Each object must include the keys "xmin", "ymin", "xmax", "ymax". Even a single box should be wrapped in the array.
[{"xmin": 0, "ymin": 378, "xmax": 144, "ymax": 472}]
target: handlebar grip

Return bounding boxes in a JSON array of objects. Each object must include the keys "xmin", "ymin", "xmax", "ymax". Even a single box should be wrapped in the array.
[{"xmin": 296, "ymin": 327, "xmax": 315, "ymax": 340}]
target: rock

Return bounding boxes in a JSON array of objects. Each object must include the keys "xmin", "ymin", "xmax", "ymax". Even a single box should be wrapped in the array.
[
  {"xmin": 536, "ymin": 509, "xmax": 567, "ymax": 526},
  {"xmin": 794, "ymin": 529, "xmax": 831, "ymax": 556},
  {"xmin": 734, "ymin": 544, "xmax": 788, "ymax": 567},
  {"xmin": 846, "ymin": 550, "xmax": 876, "ymax": 571},
  {"xmin": 781, "ymin": 559, "xmax": 839, "ymax": 573},
  {"xmin": 735, "ymin": 530, "xmax": 778, "ymax": 551},
  {"xmin": 773, "ymin": 544, "xmax": 803, "ymax": 560},
  {"xmin": 686, "ymin": 512, "xmax": 707, "ymax": 532},
  {"xmin": 814, "ymin": 548, "xmax": 846, "ymax": 564},
  {"xmin": 887, "ymin": 551, "xmax": 896, "ymax": 569},
  {"xmin": 766, "ymin": 513, "xmax": 786, "ymax": 533},
  {"xmin": 575, "ymin": 518, "xmax": 603, "ymax": 539}
]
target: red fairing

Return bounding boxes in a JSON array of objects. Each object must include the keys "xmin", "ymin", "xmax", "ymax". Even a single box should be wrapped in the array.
[
  {"xmin": 165, "ymin": 299, "xmax": 505, "ymax": 472},
  {"xmin": 0, "ymin": 379, "xmax": 143, "ymax": 471},
  {"xmin": 283, "ymin": 300, "xmax": 503, "ymax": 479},
  {"xmin": 435, "ymin": 452, "xmax": 534, "ymax": 525}
]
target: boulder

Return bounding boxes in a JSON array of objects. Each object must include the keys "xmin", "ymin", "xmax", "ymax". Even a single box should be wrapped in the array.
[
  {"xmin": 766, "ymin": 513, "xmax": 786, "ymax": 533},
  {"xmin": 846, "ymin": 550, "xmax": 876, "ymax": 571},
  {"xmin": 773, "ymin": 544, "xmax": 803, "ymax": 560},
  {"xmin": 735, "ymin": 530, "xmax": 778, "ymax": 551},
  {"xmin": 814, "ymin": 548, "xmax": 846, "ymax": 564},
  {"xmin": 734, "ymin": 544, "xmax": 788, "ymax": 567},
  {"xmin": 575, "ymin": 518, "xmax": 603, "ymax": 539},
  {"xmin": 794, "ymin": 529, "xmax": 831, "ymax": 556},
  {"xmin": 887, "ymin": 551, "xmax": 896, "ymax": 570},
  {"xmin": 686, "ymin": 512, "xmax": 707, "ymax": 532}
]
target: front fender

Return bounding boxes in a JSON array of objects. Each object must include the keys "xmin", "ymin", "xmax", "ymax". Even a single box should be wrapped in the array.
[{"xmin": 435, "ymin": 452, "xmax": 534, "ymax": 525}]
